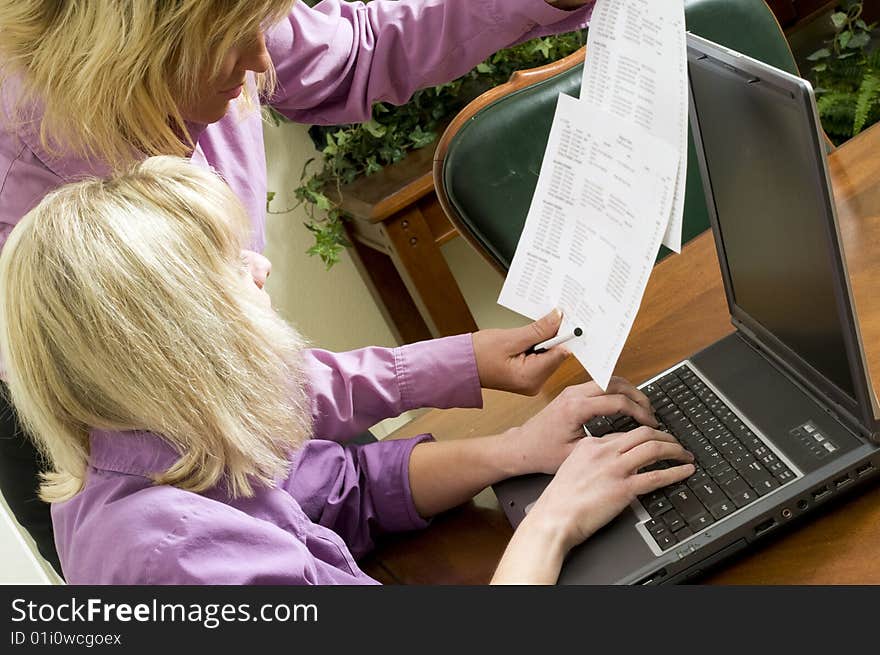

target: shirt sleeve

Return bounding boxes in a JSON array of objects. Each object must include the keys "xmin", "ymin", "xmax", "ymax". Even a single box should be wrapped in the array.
[
  {"xmin": 281, "ymin": 435, "xmax": 432, "ymax": 559},
  {"xmin": 265, "ymin": 0, "xmax": 592, "ymax": 124},
  {"xmin": 303, "ymin": 333, "xmax": 482, "ymax": 442}
]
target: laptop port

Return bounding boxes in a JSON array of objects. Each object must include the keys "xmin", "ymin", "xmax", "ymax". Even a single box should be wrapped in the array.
[
  {"xmin": 754, "ymin": 518, "xmax": 777, "ymax": 535},
  {"xmin": 811, "ymin": 486, "xmax": 831, "ymax": 501},
  {"xmin": 834, "ymin": 475, "xmax": 853, "ymax": 489},
  {"xmin": 856, "ymin": 463, "xmax": 875, "ymax": 477},
  {"xmin": 797, "ymin": 499, "xmax": 809, "ymax": 510},
  {"xmin": 636, "ymin": 568, "xmax": 667, "ymax": 585}
]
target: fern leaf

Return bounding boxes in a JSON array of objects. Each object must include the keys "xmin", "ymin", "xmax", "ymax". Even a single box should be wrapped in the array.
[{"xmin": 854, "ymin": 73, "xmax": 880, "ymax": 134}]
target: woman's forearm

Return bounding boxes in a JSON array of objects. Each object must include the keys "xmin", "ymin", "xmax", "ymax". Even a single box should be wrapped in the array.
[
  {"xmin": 491, "ymin": 511, "xmax": 569, "ymax": 584},
  {"xmin": 407, "ymin": 433, "xmax": 523, "ymax": 518}
]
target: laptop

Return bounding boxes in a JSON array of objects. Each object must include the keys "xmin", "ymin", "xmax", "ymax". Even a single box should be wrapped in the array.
[{"xmin": 494, "ymin": 33, "xmax": 880, "ymax": 585}]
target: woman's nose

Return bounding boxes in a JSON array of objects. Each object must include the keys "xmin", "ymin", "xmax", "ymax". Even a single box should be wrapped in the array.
[{"xmin": 242, "ymin": 32, "xmax": 271, "ymax": 74}]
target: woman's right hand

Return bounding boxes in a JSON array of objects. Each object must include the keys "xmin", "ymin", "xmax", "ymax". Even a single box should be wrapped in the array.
[
  {"xmin": 491, "ymin": 426, "xmax": 694, "ymax": 584},
  {"xmin": 528, "ymin": 427, "xmax": 695, "ymax": 553}
]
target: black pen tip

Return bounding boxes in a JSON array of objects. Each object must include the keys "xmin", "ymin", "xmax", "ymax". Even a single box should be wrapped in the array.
[{"xmin": 574, "ymin": 327, "xmax": 583, "ymax": 337}]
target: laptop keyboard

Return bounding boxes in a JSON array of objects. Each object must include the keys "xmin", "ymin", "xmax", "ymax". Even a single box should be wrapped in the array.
[{"xmin": 584, "ymin": 364, "xmax": 798, "ymax": 552}]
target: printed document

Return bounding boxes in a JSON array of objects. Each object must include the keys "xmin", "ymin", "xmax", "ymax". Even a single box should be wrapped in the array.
[
  {"xmin": 498, "ymin": 0, "xmax": 687, "ymax": 389},
  {"xmin": 581, "ymin": 0, "xmax": 688, "ymax": 252},
  {"xmin": 498, "ymin": 95, "xmax": 678, "ymax": 388}
]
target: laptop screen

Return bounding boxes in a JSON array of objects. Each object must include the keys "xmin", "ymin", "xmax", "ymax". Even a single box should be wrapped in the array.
[{"xmin": 687, "ymin": 45, "xmax": 861, "ymax": 406}]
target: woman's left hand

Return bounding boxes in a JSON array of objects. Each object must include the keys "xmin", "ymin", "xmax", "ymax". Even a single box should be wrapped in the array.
[{"xmin": 472, "ymin": 309, "xmax": 572, "ymax": 395}]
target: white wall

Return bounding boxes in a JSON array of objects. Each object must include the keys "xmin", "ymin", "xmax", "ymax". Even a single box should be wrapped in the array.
[{"xmin": 262, "ymin": 120, "xmax": 399, "ymax": 352}]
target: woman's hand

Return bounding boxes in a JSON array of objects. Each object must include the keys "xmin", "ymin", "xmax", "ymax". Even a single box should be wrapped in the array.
[
  {"xmin": 491, "ymin": 427, "xmax": 694, "ymax": 584},
  {"xmin": 472, "ymin": 309, "xmax": 574, "ymax": 395},
  {"xmin": 530, "ymin": 428, "xmax": 694, "ymax": 552},
  {"xmin": 505, "ymin": 377, "xmax": 657, "ymax": 475}
]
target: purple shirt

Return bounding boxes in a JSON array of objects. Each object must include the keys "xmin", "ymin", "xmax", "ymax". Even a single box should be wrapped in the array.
[
  {"xmin": 53, "ymin": 335, "xmax": 484, "ymax": 584},
  {"xmin": 0, "ymin": 0, "xmax": 590, "ymax": 251}
]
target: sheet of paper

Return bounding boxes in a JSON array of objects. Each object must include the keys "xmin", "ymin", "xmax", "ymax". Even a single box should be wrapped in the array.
[
  {"xmin": 498, "ymin": 94, "xmax": 678, "ymax": 388},
  {"xmin": 581, "ymin": 0, "xmax": 688, "ymax": 252}
]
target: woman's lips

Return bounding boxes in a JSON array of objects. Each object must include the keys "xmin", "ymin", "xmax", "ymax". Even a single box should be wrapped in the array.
[{"xmin": 219, "ymin": 84, "xmax": 243, "ymax": 100}]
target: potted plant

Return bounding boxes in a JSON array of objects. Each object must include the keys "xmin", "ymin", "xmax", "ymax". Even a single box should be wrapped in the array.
[{"xmin": 807, "ymin": 0, "xmax": 880, "ymax": 145}]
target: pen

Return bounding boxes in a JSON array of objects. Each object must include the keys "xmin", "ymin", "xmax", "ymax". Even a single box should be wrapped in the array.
[{"xmin": 524, "ymin": 327, "xmax": 583, "ymax": 356}]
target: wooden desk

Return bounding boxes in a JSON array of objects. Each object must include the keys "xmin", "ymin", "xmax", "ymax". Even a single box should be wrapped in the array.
[{"xmin": 362, "ymin": 121, "xmax": 880, "ymax": 585}]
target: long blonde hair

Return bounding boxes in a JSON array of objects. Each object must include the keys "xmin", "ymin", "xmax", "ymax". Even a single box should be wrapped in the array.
[
  {"xmin": 0, "ymin": 0, "xmax": 293, "ymax": 167},
  {"xmin": 0, "ymin": 156, "xmax": 312, "ymax": 502}
]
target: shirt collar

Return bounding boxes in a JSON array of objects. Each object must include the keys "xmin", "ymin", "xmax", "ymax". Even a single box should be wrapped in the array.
[{"xmin": 88, "ymin": 429, "xmax": 182, "ymax": 478}]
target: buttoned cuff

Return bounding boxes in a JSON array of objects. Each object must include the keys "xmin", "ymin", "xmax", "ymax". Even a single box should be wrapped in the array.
[{"xmin": 393, "ymin": 334, "xmax": 483, "ymax": 412}]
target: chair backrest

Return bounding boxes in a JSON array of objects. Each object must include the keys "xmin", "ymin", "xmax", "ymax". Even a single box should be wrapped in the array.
[{"xmin": 434, "ymin": 0, "xmax": 800, "ymax": 275}]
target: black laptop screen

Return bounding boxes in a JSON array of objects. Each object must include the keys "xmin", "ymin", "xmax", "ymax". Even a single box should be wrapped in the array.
[{"xmin": 688, "ymin": 55, "xmax": 856, "ymax": 400}]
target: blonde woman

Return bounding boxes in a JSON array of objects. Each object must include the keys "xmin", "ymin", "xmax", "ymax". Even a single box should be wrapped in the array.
[
  {"xmin": 0, "ymin": 157, "xmax": 693, "ymax": 584},
  {"xmin": 0, "ymin": 0, "xmax": 598, "ymax": 572}
]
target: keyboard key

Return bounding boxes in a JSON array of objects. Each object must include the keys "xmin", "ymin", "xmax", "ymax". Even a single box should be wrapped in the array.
[
  {"xmin": 687, "ymin": 511, "xmax": 715, "ymax": 531},
  {"xmin": 708, "ymin": 499, "xmax": 736, "ymax": 520},
  {"xmin": 668, "ymin": 489, "xmax": 705, "ymax": 522},
  {"xmin": 775, "ymin": 469, "xmax": 796, "ymax": 483},
  {"xmin": 751, "ymin": 476, "xmax": 779, "ymax": 496},
  {"xmin": 645, "ymin": 519, "xmax": 667, "ymax": 537},
  {"xmin": 662, "ymin": 510, "xmax": 687, "ymax": 533},
  {"xmin": 674, "ymin": 526, "xmax": 694, "ymax": 540},
  {"xmin": 685, "ymin": 471, "xmax": 710, "ymax": 490},
  {"xmin": 654, "ymin": 531, "xmax": 678, "ymax": 550},
  {"xmin": 730, "ymin": 453, "xmax": 757, "ymax": 473},
  {"xmin": 584, "ymin": 416, "xmax": 614, "ymax": 437},
  {"xmin": 708, "ymin": 462, "xmax": 736, "ymax": 483},
  {"xmin": 722, "ymin": 477, "xmax": 758, "ymax": 508},
  {"xmin": 646, "ymin": 497, "xmax": 673, "ymax": 517},
  {"xmin": 740, "ymin": 461, "xmax": 776, "ymax": 493},
  {"xmin": 692, "ymin": 480, "xmax": 726, "ymax": 506}
]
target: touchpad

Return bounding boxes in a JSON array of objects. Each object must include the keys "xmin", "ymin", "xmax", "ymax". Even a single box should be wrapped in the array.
[{"xmin": 557, "ymin": 507, "xmax": 656, "ymax": 585}]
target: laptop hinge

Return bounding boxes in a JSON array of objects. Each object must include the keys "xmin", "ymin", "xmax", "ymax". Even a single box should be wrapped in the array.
[{"xmin": 732, "ymin": 320, "xmax": 873, "ymax": 442}]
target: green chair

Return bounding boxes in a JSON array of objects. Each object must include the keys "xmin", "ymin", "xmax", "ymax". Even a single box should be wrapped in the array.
[{"xmin": 433, "ymin": 0, "xmax": 802, "ymax": 275}]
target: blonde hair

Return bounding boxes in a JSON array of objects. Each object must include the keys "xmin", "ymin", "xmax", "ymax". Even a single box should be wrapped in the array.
[
  {"xmin": 0, "ymin": 156, "xmax": 312, "ymax": 502},
  {"xmin": 0, "ymin": 0, "xmax": 293, "ymax": 167}
]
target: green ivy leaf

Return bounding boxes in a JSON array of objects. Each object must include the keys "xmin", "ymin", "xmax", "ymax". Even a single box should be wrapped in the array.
[
  {"xmin": 362, "ymin": 119, "xmax": 387, "ymax": 138},
  {"xmin": 807, "ymin": 48, "xmax": 832, "ymax": 61},
  {"xmin": 849, "ymin": 32, "xmax": 871, "ymax": 49},
  {"xmin": 831, "ymin": 12, "xmax": 849, "ymax": 29},
  {"xmin": 839, "ymin": 30, "xmax": 853, "ymax": 49},
  {"xmin": 313, "ymin": 193, "xmax": 332, "ymax": 211}
]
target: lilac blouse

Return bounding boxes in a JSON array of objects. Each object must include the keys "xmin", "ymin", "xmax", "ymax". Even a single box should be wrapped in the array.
[{"xmin": 53, "ymin": 335, "xmax": 483, "ymax": 584}]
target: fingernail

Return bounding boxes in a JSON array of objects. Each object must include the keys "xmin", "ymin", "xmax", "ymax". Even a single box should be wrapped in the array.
[{"xmin": 552, "ymin": 307, "xmax": 562, "ymax": 320}]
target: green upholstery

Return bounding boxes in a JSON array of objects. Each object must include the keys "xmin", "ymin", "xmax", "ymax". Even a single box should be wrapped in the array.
[{"xmin": 440, "ymin": 0, "xmax": 799, "ymax": 272}]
